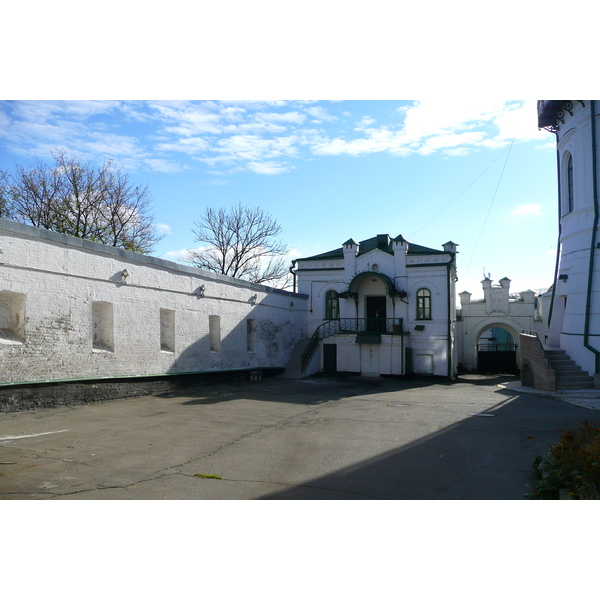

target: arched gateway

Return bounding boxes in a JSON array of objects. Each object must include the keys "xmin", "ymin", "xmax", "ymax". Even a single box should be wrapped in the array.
[{"xmin": 457, "ymin": 278, "xmax": 547, "ymax": 373}]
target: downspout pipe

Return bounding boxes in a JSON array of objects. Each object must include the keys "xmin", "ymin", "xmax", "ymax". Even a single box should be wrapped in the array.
[
  {"xmin": 584, "ymin": 100, "xmax": 600, "ymax": 374},
  {"xmin": 446, "ymin": 258, "xmax": 454, "ymax": 380},
  {"xmin": 547, "ymin": 130, "xmax": 562, "ymax": 328},
  {"xmin": 290, "ymin": 260, "xmax": 297, "ymax": 293}
]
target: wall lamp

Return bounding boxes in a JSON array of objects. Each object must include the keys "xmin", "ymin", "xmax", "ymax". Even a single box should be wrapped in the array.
[
  {"xmin": 250, "ymin": 294, "xmax": 258, "ymax": 305},
  {"xmin": 559, "ymin": 274, "xmax": 569, "ymax": 282},
  {"xmin": 194, "ymin": 284, "xmax": 206, "ymax": 297},
  {"xmin": 121, "ymin": 269, "xmax": 129, "ymax": 283}
]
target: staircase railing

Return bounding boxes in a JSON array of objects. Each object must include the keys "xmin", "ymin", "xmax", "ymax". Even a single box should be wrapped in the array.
[
  {"xmin": 300, "ymin": 320, "xmax": 341, "ymax": 373},
  {"xmin": 300, "ymin": 318, "xmax": 406, "ymax": 373}
]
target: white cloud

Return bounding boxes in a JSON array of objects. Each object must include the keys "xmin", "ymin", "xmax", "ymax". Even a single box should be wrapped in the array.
[
  {"xmin": 308, "ymin": 100, "xmax": 552, "ymax": 160},
  {"xmin": 161, "ymin": 248, "xmax": 192, "ymax": 263},
  {"xmin": 304, "ymin": 106, "xmax": 337, "ymax": 123},
  {"xmin": 255, "ymin": 111, "xmax": 306, "ymax": 124},
  {"xmin": 511, "ymin": 203, "xmax": 542, "ymax": 216},
  {"xmin": 354, "ymin": 116, "xmax": 376, "ymax": 130},
  {"xmin": 144, "ymin": 158, "xmax": 189, "ymax": 173},
  {"xmin": 156, "ymin": 223, "xmax": 172, "ymax": 234},
  {"xmin": 246, "ymin": 161, "xmax": 292, "ymax": 175}
]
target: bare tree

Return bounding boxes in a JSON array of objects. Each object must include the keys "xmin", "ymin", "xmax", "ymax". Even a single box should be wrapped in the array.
[
  {"xmin": 187, "ymin": 203, "xmax": 291, "ymax": 287},
  {"xmin": 0, "ymin": 150, "xmax": 164, "ymax": 254}
]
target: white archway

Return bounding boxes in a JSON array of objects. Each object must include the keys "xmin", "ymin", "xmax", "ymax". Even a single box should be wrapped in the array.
[{"xmin": 459, "ymin": 317, "xmax": 523, "ymax": 372}]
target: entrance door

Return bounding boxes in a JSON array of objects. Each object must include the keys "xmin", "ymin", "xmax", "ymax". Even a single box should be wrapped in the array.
[
  {"xmin": 323, "ymin": 343, "xmax": 337, "ymax": 373},
  {"xmin": 366, "ymin": 296, "xmax": 386, "ymax": 332}
]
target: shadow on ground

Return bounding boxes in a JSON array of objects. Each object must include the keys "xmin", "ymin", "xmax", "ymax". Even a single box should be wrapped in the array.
[{"xmin": 253, "ymin": 376, "xmax": 594, "ymax": 500}]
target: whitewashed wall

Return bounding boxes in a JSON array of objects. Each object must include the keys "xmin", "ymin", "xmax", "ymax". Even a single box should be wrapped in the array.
[
  {"xmin": 295, "ymin": 237, "xmax": 457, "ymax": 377},
  {"xmin": 548, "ymin": 102, "xmax": 600, "ymax": 377},
  {"xmin": 456, "ymin": 279, "xmax": 546, "ymax": 371},
  {"xmin": 0, "ymin": 219, "xmax": 308, "ymax": 384}
]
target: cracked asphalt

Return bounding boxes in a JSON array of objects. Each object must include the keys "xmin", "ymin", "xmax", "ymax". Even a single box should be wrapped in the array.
[{"xmin": 1, "ymin": 373, "xmax": 596, "ymax": 499}]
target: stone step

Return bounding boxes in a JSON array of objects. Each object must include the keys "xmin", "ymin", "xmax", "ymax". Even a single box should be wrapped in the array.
[
  {"xmin": 550, "ymin": 361, "xmax": 581, "ymax": 371},
  {"xmin": 555, "ymin": 374, "xmax": 595, "ymax": 385},
  {"xmin": 546, "ymin": 359, "xmax": 578, "ymax": 367},
  {"xmin": 541, "ymin": 347, "xmax": 597, "ymax": 388},
  {"xmin": 556, "ymin": 380, "xmax": 595, "ymax": 389},
  {"xmin": 280, "ymin": 338, "xmax": 310, "ymax": 378}
]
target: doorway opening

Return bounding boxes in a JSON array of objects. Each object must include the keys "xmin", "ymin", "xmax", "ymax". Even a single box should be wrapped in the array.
[
  {"xmin": 477, "ymin": 327, "xmax": 518, "ymax": 374},
  {"xmin": 366, "ymin": 296, "xmax": 386, "ymax": 332}
]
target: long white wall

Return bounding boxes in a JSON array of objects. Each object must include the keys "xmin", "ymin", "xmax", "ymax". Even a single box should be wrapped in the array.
[{"xmin": 0, "ymin": 219, "xmax": 308, "ymax": 384}]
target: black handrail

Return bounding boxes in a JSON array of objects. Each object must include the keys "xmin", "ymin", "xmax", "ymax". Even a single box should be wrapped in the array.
[{"xmin": 299, "ymin": 318, "xmax": 406, "ymax": 373}]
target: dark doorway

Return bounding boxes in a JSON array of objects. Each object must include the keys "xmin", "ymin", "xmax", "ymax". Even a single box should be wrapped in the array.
[
  {"xmin": 323, "ymin": 343, "xmax": 337, "ymax": 373},
  {"xmin": 477, "ymin": 328, "xmax": 517, "ymax": 374},
  {"xmin": 366, "ymin": 296, "xmax": 386, "ymax": 332}
]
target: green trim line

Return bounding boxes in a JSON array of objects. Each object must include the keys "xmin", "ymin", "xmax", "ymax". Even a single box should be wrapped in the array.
[
  {"xmin": 0, "ymin": 367, "xmax": 278, "ymax": 389},
  {"xmin": 560, "ymin": 332, "xmax": 600, "ymax": 337},
  {"xmin": 294, "ymin": 268, "xmax": 345, "ymax": 272}
]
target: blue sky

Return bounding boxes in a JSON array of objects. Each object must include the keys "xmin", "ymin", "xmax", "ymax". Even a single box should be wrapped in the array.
[{"xmin": 0, "ymin": 100, "xmax": 558, "ymax": 300}]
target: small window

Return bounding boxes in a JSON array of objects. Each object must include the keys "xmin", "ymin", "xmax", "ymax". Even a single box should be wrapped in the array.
[
  {"xmin": 416, "ymin": 288, "xmax": 431, "ymax": 320},
  {"xmin": 247, "ymin": 319, "xmax": 256, "ymax": 352},
  {"xmin": 209, "ymin": 315, "xmax": 221, "ymax": 352},
  {"xmin": 92, "ymin": 301, "xmax": 114, "ymax": 352},
  {"xmin": 566, "ymin": 153, "xmax": 574, "ymax": 214},
  {"xmin": 0, "ymin": 291, "xmax": 26, "ymax": 344},
  {"xmin": 160, "ymin": 308, "xmax": 175, "ymax": 352},
  {"xmin": 325, "ymin": 290, "xmax": 340, "ymax": 320}
]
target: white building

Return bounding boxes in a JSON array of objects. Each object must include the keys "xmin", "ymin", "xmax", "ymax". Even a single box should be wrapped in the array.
[
  {"xmin": 0, "ymin": 218, "xmax": 308, "ymax": 402},
  {"xmin": 456, "ymin": 277, "xmax": 547, "ymax": 373},
  {"xmin": 529, "ymin": 100, "xmax": 600, "ymax": 388},
  {"xmin": 292, "ymin": 234, "xmax": 458, "ymax": 378}
]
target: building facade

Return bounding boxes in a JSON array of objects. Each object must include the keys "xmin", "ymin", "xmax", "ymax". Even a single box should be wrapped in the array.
[
  {"xmin": 535, "ymin": 100, "xmax": 600, "ymax": 386},
  {"xmin": 456, "ymin": 277, "xmax": 547, "ymax": 373},
  {"xmin": 292, "ymin": 234, "xmax": 458, "ymax": 378}
]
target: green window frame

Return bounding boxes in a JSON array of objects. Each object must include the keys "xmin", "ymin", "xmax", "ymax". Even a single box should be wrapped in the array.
[
  {"xmin": 416, "ymin": 288, "xmax": 431, "ymax": 320},
  {"xmin": 325, "ymin": 290, "xmax": 340, "ymax": 320}
]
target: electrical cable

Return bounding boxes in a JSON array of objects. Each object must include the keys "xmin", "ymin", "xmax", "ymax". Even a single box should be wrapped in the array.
[
  {"xmin": 409, "ymin": 142, "xmax": 514, "ymax": 238},
  {"xmin": 465, "ymin": 138, "xmax": 515, "ymax": 276}
]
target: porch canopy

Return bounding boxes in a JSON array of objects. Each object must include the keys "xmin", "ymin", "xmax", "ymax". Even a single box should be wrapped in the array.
[{"xmin": 338, "ymin": 271, "xmax": 407, "ymax": 299}]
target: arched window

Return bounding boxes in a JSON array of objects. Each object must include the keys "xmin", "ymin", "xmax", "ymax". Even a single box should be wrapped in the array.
[
  {"xmin": 566, "ymin": 153, "xmax": 574, "ymax": 214},
  {"xmin": 325, "ymin": 290, "xmax": 340, "ymax": 320},
  {"xmin": 416, "ymin": 288, "xmax": 431, "ymax": 320}
]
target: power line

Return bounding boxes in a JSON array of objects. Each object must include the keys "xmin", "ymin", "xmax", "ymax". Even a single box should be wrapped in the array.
[
  {"xmin": 465, "ymin": 138, "xmax": 515, "ymax": 276},
  {"xmin": 409, "ymin": 142, "xmax": 514, "ymax": 238}
]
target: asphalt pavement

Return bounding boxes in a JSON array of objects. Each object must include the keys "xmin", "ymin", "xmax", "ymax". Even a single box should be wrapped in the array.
[{"xmin": 1, "ymin": 373, "xmax": 597, "ymax": 500}]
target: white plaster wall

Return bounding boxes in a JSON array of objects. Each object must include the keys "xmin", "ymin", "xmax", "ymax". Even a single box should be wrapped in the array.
[
  {"xmin": 551, "ymin": 102, "xmax": 600, "ymax": 375},
  {"xmin": 405, "ymin": 266, "xmax": 453, "ymax": 377},
  {"xmin": 0, "ymin": 220, "xmax": 308, "ymax": 384},
  {"xmin": 295, "ymin": 240, "xmax": 455, "ymax": 378},
  {"xmin": 456, "ymin": 278, "xmax": 544, "ymax": 371}
]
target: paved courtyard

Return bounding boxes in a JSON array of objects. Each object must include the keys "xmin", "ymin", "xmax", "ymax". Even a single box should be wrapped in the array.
[{"xmin": 1, "ymin": 374, "xmax": 596, "ymax": 500}]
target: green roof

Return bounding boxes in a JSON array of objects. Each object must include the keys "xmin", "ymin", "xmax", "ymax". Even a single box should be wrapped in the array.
[{"xmin": 296, "ymin": 235, "xmax": 443, "ymax": 262}]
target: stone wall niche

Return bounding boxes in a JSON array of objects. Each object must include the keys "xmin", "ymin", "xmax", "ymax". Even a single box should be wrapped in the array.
[
  {"xmin": 92, "ymin": 301, "xmax": 114, "ymax": 352},
  {"xmin": 0, "ymin": 291, "xmax": 26, "ymax": 344}
]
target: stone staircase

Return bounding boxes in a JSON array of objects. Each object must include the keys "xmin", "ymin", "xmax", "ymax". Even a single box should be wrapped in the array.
[
  {"xmin": 279, "ymin": 339, "xmax": 310, "ymax": 379},
  {"xmin": 545, "ymin": 349, "xmax": 595, "ymax": 389}
]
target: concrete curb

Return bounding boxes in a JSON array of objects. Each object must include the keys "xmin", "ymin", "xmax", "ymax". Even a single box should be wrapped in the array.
[{"xmin": 498, "ymin": 381, "xmax": 600, "ymax": 411}]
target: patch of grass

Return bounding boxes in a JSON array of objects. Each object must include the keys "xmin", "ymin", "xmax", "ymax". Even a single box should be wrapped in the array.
[
  {"xmin": 193, "ymin": 473, "xmax": 222, "ymax": 480},
  {"xmin": 529, "ymin": 420, "xmax": 600, "ymax": 500}
]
